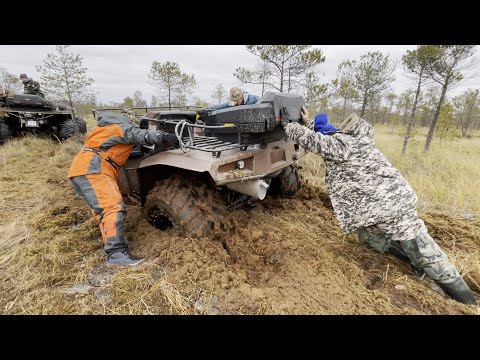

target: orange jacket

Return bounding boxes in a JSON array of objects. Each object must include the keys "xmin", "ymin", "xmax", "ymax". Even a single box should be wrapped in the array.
[{"xmin": 68, "ymin": 112, "xmax": 163, "ymax": 179}]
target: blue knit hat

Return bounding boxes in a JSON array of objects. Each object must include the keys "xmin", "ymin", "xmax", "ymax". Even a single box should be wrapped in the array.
[{"xmin": 314, "ymin": 113, "xmax": 338, "ymax": 135}]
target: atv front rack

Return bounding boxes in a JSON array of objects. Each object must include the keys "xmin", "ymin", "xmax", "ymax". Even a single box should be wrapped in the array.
[{"xmin": 174, "ymin": 120, "xmax": 249, "ymax": 158}]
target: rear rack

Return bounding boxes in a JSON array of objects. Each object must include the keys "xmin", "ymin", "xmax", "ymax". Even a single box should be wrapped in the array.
[{"xmin": 174, "ymin": 120, "xmax": 249, "ymax": 158}]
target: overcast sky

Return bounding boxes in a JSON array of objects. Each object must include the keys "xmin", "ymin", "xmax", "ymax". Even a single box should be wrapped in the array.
[{"xmin": 1, "ymin": 45, "xmax": 479, "ymax": 105}]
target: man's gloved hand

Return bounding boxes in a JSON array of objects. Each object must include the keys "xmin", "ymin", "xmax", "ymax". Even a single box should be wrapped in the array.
[
  {"xmin": 162, "ymin": 132, "xmax": 180, "ymax": 147},
  {"xmin": 197, "ymin": 108, "xmax": 208, "ymax": 116},
  {"xmin": 299, "ymin": 105, "xmax": 310, "ymax": 126}
]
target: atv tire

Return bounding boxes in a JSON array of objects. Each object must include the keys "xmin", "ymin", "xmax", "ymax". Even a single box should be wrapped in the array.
[
  {"xmin": 269, "ymin": 165, "xmax": 301, "ymax": 197},
  {"xmin": 144, "ymin": 175, "xmax": 233, "ymax": 239},
  {"xmin": 0, "ymin": 119, "xmax": 13, "ymax": 140},
  {"xmin": 58, "ymin": 117, "xmax": 87, "ymax": 140}
]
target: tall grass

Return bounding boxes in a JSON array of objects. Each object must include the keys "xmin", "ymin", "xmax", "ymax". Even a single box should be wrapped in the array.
[{"xmin": 375, "ymin": 125, "xmax": 480, "ymax": 217}]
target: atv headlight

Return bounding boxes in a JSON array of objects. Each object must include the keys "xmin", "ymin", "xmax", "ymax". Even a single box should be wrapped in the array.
[{"xmin": 236, "ymin": 160, "xmax": 245, "ymax": 169}]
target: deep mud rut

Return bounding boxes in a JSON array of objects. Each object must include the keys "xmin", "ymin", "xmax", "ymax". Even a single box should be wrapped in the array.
[{"xmin": 123, "ymin": 187, "xmax": 479, "ymax": 315}]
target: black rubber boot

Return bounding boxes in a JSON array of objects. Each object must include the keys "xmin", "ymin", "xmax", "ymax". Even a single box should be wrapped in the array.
[{"xmin": 437, "ymin": 277, "xmax": 477, "ymax": 305}]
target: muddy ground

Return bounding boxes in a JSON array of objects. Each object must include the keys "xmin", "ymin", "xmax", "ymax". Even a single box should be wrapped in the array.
[{"xmin": 0, "ymin": 137, "xmax": 479, "ymax": 314}]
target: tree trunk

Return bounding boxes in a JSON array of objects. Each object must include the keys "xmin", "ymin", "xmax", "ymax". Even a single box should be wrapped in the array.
[
  {"xmin": 261, "ymin": 66, "xmax": 267, "ymax": 96},
  {"xmin": 424, "ymin": 82, "xmax": 448, "ymax": 152},
  {"xmin": 360, "ymin": 92, "xmax": 368, "ymax": 118},
  {"xmin": 168, "ymin": 89, "xmax": 171, "ymax": 109},
  {"xmin": 402, "ymin": 78, "xmax": 422, "ymax": 155},
  {"xmin": 287, "ymin": 67, "xmax": 291, "ymax": 93},
  {"xmin": 458, "ymin": 102, "xmax": 466, "ymax": 132},
  {"xmin": 402, "ymin": 103, "xmax": 409, "ymax": 126},
  {"xmin": 421, "ymin": 112, "xmax": 428, "ymax": 127},
  {"xmin": 462, "ymin": 103, "xmax": 474, "ymax": 137},
  {"xmin": 387, "ymin": 102, "xmax": 394, "ymax": 125},
  {"xmin": 279, "ymin": 63, "xmax": 284, "ymax": 92},
  {"xmin": 65, "ymin": 85, "xmax": 75, "ymax": 124},
  {"xmin": 68, "ymin": 95, "xmax": 75, "ymax": 121},
  {"xmin": 69, "ymin": 102, "xmax": 75, "ymax": 122}
]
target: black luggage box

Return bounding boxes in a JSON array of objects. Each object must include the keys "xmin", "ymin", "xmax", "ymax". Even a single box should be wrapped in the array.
[
  {"xmin": 6, "ymin": 94, "xmax": 53, "ymax": 109},
  {"xmin": 259, "ymin": 92, "xmax": 305, "ymax": 124},
  {"xmin": 203, "ymin": 103, "xmax": 286, "ymax": 144},
  {"xmin": 202, "ymin": 92, "xmax": 305, "ymax": 145},
  {"xmin": 204, "ymin": 103, "xmax": 276, "ymax": 133}
]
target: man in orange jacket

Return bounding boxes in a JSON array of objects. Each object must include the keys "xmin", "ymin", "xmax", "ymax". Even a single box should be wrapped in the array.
[{"xmin": 68, "ymin": 111, "xmax": 179, "ymax": 266}]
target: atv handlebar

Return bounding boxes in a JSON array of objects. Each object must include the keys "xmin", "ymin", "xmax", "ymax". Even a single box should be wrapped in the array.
[{"xmin": 92, "ymin": 106, "xmax": 203, "ymax": 119}]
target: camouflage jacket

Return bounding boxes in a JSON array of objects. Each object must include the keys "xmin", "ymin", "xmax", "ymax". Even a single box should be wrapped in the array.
[
  {"xmin": 285, "ymin": 118, "xmax": 418, "ymax": 234},
  {"xmin": 23, "ymin": 79, "xmax": 42, "ymax": 95}
]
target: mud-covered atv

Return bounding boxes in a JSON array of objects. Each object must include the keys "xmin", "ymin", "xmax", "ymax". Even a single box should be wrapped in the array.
[
  {"xmin": 0, "ymin": 94, "xmax": 87, "ymax": 141},
  {"xmin": 94, "ymin": 92, "xmax": 306, "ymax": 239}
]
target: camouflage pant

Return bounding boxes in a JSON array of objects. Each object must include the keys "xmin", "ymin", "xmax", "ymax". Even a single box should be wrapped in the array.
[{"xmin": 357, "ymin": 227, "xmax": 460, "ymax": 284}]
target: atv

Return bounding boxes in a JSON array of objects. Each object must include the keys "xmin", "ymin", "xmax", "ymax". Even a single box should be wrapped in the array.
[
  {"xmin": 94, "ymin": 92, "xmax": 306, "ymax": 239},
  {"xmin": 0, "ymin": 93, "xmax": 87, "ymax": 141}
]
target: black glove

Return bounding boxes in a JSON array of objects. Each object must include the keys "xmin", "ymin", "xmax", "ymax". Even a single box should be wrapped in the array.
[
  {"xmin": 199, "ymin": 108, "xmax": 212, "ymax": 120},
  {"xmin": 163, "ymin": 133, "xmax": 179, "ymax": 147},
  {"xmin": 197, "ymin": 108, "xmax": 208, "ymax": 116}
]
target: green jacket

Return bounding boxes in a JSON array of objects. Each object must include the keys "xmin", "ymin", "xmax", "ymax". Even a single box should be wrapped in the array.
[{"xmin": 23, "ymin": 79, "xmax": 44, "ymax": 98}]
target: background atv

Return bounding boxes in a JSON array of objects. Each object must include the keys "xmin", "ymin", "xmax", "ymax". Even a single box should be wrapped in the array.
[
  {"xmin": 0, "ymin": 94, "xmax": 86, "ymax": 141},
  {"xmin": 95, "ymin": 93, "xmax": 305, "ymax": 239}
]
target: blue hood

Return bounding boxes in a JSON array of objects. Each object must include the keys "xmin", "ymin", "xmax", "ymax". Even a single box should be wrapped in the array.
[{"xmin": 314, "ymin": 113, "xmax": 338, "ymax": 135}]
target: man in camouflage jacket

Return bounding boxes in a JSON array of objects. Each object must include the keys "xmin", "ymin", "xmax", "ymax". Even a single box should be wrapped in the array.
[
  {"xmin": 20, "ymin": 74, "xmax": 45, "ymax": 98},
  {"xmin": 284, "ymin": 108, "xmax": 477, "ymax": 305}
]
